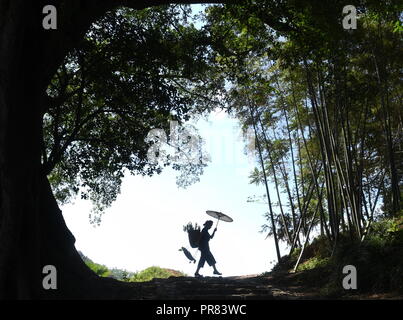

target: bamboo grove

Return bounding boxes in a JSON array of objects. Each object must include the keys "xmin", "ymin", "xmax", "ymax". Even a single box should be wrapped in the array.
[{"xmin": 205, "ymin": 0, "xmax": 402, "ymax": 264}]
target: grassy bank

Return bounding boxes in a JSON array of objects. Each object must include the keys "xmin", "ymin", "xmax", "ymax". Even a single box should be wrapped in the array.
[
  {"xmin": 79, "ymin": 252, "xmax": 186, "ymax": 282},
  {"xmin": 268, "ymin": 216, "xmax": 403, "ymax": 297}
]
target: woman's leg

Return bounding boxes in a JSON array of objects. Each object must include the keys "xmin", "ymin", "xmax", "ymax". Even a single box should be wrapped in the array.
[
  {"xmin": 212, "ymin": 264, "xmax": 221, "ymax": 275},
  {"xmin": 205, "ymin": 250, "xmax": 221, "ymax": 275},
  {"xmin": 195, "ymin": 253, "xmax": 206, "ymax": 276}
]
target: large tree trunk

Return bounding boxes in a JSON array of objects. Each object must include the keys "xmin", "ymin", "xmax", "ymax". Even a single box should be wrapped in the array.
[
  {"xmin": 0, "ymin": 0, "xmax": 98, "ymax": 298},
  {"xmin": 0, "ymin": 0, "xmax": 44, "ymax": 298},
  {"xmin": 0, "ymin": 0, "xmax": 95, "ymax": 299}
]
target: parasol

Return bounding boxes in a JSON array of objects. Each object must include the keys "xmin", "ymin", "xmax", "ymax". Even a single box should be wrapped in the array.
[{"xmin": 206, "ymin": 210, "xmax": 233, "ymax": 228}]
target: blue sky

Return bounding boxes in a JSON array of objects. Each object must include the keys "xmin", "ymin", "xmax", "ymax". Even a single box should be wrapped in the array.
[{"xmin": 62, "ymin": 109, "xmax": 283, "ymax": 276}]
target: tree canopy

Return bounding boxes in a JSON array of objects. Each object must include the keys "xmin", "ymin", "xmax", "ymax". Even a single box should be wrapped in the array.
[
  {"xmin": 43, "ymin": 1, "xmax": 402, "ymax": 239},
  {"xmin": 203, "ymin": 0, "xmax": 402, "ymax": 262},
  {"xmin": 43, "ymin": 5, "xmax": 225, "ymax": 224}
]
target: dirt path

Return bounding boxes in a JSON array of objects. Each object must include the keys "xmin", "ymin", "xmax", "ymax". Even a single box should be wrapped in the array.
[
  {"xmin": 97, "ymin": 273, "xmax": 402, "ymax": 300},
  {"xmin": 100, "ymin": 274, "xmax": 322, "ymax": 300}
]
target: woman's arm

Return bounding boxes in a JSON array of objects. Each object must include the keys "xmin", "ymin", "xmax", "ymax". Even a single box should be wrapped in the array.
[{"xmin": 210, "ymin": 228, "xmax": 217, "ymax": 239}]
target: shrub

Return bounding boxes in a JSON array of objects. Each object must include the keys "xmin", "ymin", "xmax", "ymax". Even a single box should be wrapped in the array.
[
  {"xmin": 297, "ymin": 257, "xmax": 330, "ymax": 271},
  {"xmin": 130, "ymin": 266, "xmax": 186, "ymax": 282},
  {"xmin": 86, "ymin": 261, "xmax": 111, "ymax": 277}
]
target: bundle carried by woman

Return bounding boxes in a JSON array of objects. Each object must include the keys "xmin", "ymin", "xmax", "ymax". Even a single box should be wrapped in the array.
[{"xmin": 183, "ymin": 222, "xmax": 201, "ymax": 248}]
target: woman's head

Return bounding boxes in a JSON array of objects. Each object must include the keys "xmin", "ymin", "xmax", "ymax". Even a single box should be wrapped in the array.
[{"xmin": 204, "ymin": 220, "xmax": 214, "ymax": 229}]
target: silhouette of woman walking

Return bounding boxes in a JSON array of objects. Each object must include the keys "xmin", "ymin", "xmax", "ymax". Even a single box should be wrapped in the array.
[{"xmin": 195, "ymin": 220, "xmax": 221, "ymax": 277}]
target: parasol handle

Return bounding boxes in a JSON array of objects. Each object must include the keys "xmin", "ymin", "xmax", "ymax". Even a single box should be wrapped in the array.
[{"xmin": 215, "ymin": 217, "xmax": 220, "ymax": 229}]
